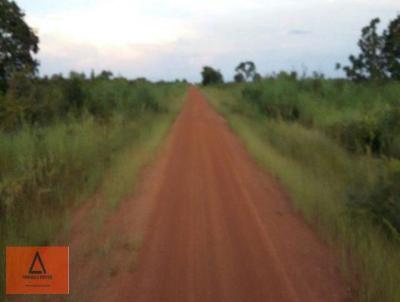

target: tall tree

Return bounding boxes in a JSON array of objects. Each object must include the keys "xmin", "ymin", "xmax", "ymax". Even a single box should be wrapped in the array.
[
  {"xmin": 0, "ymin": 0, "xmax": 39, "ymax": 93},
  {"xmin": 383, "ymin": 15, "xmax": 400, "ymax": 80},
  {"xmin": 342, "ymin": 16, "xmax": 400, "ymax": 82},
  {"xmin": 234, "ymin": 61, "xmax": 257, "ymax": 82},
  {"xmin": 343, "ymin": 18, "xmax": 386, "ymax": 81}
]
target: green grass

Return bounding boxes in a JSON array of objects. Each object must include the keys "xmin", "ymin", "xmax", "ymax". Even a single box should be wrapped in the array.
[
  {"xmin": 229, "ymin": 77, "xmax": 400, "ymax": 158},
  {"xmin": 204, "ymin": 86, "xmax": 400, "ymax": 302},
  {"xmin": 0, "ymin": 82, "xmax": 186, "ymax": 297}
]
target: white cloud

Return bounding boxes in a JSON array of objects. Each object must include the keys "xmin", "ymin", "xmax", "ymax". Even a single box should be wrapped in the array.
[
  {"xmin": 27, "ymin": 1, "xmax": 195, "ymax": 46},
  {"xmin": 17, "ymin": 0, "xmax": 400, "ymax": 81}
]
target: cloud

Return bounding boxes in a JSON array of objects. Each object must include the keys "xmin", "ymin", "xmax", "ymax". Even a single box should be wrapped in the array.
[{"xmin": 16, "ymin": 0, "xmax": 400, "ymax": 81}]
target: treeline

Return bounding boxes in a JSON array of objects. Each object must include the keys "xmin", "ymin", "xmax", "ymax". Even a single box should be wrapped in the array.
[
  {"xmin": 0, "ymin": 70, "xmax": 189, "ymax": 131},
  {"xmin": 240, "ymin": 75, "xmax": 400, "ymax": 158}
]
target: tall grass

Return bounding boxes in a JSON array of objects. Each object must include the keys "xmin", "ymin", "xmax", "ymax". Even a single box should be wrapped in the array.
[
  {"xmin": 234, "ymin": 77, "xmax": 400, "ymax": 158},
  {"xmin": 0, "ymin": 81, "xmax": 186, "ymax": 296},
  {"xmin": 204, "ymin": 84, "xmax": 400, "ymax": 302}
]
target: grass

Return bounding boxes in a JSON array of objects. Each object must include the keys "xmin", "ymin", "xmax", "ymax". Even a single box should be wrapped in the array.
[
  {"xmin": 231, "ymin": 77, "xmax": 400, "ymax": 158},
  {"xmin": 0, "ymin": 82, "xmax": 186, "ymax": 297},
  {"xmin": 102, "ymin": 113, "xmax": 177, "ymax": 209},
  {"xmin": 203, "ymin": 85, "xmax": 400, "ymax": 302}
]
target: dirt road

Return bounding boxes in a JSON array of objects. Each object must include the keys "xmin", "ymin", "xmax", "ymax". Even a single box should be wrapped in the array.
[{"xmin": 55, "ymin": 86, "xmax": 350, "ymax": 301}]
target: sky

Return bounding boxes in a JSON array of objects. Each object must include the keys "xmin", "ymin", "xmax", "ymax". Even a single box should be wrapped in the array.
[{"xmin": 16, "ymin": 0, "xmax": 400, "ymax": 82}]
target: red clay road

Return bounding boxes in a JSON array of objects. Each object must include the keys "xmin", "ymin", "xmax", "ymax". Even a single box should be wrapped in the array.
[{"xmin": 111, "ymin": 86, "xmax": 349, "ymax": 301}]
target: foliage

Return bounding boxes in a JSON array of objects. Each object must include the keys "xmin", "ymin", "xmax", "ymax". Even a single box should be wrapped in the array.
[
  {"xmin": 234, "ymin": 61, "xmax": 259, "ymax": 82},
  {"xmin": 201, "ymin": 66, "xmax": 224, "ymax": 85},
  {"xmin": 383, "ymin": 16, "xmax": 400, "ymax": 80},
  {"xmin": 349, "ymin": 164, "xmax": 400, "ymax": 242},
  {"xmin": 241, "ymin": 84, "xmax": 300, "ymax": 121},
  {"xmin": 97, "ymin": 70, "xmax": 113, "ymax": 80},
  {"xmin": 234, "ymin": 73, "xmax": 245, "ymax": 83},
  {"xmin": 204, "ymin": 75, "xmax": 400, "ymax": 249},
  {"xmin": 0, "ymin": 0, "xmax": 39, "ymax": 92},
  {"xmin": 343, "ymin": 15, "xmax": 400, "ymax": 81},
  {"xmin": 0, "ymin": 80, "xmax": 186, "ymax": 296},
  {"xmin": 222, "ymin": 77, "xmax": 400, "ymax": 159},
  {"xmin": 0, "ymin": 75, "xmax": 177, "ymax": 130}
]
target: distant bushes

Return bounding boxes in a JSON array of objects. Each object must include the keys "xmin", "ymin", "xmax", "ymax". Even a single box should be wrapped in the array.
[
  {"xmin": 0, "ymin": 74, "xmax": 171, "ymax": 131},
  {"xmin": 201, "ymin": 66, "xmax": 224, "ymax": 86},
  {"xmin": 237, "ymin": 78, "xmax": 400, "ymax": 159},
  {"xmin": 242, "ymin": 85, "xmax": 300, "ymax": 121}
]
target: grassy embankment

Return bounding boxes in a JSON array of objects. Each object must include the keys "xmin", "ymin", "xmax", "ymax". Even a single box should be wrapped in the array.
[
  {"xmin": 203, "ymin": 77, "xmax": 400, "ymax": 302},
  {"xmin": 0, "ymin": 78, "xmax": 187, "ymax": 295}
]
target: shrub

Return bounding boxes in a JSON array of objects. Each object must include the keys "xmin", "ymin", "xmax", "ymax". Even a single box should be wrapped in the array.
[
  {"xmin": 349, "ymin": 162, "xmax": 400, "ymax": 241},
  {"xmin": 328, "ymin": 118, "xmax": 381, "ymax": 154},
  {"xmin": 136, "ymin": 86, "xmax": 160, "ymax": 112},
  {"xmin": 201, "ymin": 66, "xmax": 224, "ymax": 86},
  {"xmin": 62, "ymin": 78, "xmax": 85, "ymax": 114},
  {"xmin": 241, "ymin": 84, "xmax": 300, "ymax": 121},
  {"xmin": 379, "ymin": 107, "xmax": 400, "ymax": 158}
]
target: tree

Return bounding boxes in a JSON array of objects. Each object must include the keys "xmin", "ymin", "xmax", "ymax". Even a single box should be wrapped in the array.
[
  {"xmin": 201, "ymin": 66, "xmax": 223, "ymax": 85},
  {"xmin": 253, "ymin": 73, "xmax": 262, "ymax": 81},
  {"xmin": 343, "ymin": 18, "xmax": 386, "ymax": 81},
  {"xmin": 97, "ymin": 70, "xmax": 113, "ymax": 80},
  {"xmin": 234, "ymin": 61, "xmax": 257, "ymax": 82},
  {"xmin": 0, "ymin": 0, "xmax": 39, "ymax": 93},
  {"xmin": 62, "ymin": 78, "xmax": 85, "ymax": 114},
  {"xmin": 69, "ymin": 71, "xmax": 86, "ymax": 80},
  {"xmin": 234, "ymin": 73, "xmax": 245, "ymax": 83},
  {"xmin": 342, "ymin": 15, "xmax": 400, "ymax": 82},
  {"xmin": 382, "ymin": 15, "xmax": 400, "ymax": 80}
]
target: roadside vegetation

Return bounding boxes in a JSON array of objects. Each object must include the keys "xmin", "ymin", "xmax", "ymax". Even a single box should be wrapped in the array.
[
  {"xmin": 203, "ymin": 14, "xmax": 400, "ymax": 302},
  {"xmin": 0, "ymin": 1, "xmax": 187, "ymax": 296},
  {"xmin": 0, "ymin": 75, "xmax": 186, "ymax": 295}
]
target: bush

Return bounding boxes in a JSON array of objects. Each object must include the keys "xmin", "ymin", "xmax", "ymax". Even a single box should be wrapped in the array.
[
  {"xmin": 136, "ymin": 86, "xmax": 160, "ymax": 112},
  {"xmin": 0, "ymin": 75, "xmax": 179, "ymax": 130},
  {"xmin": 349, "ymin": 162, "xmax": 400, "ymax": 241},
  {"xmin": 62, "ymin": 78, "xmax": 85, "ymax": 114},
  {"xmin": 379, "ymin": 107, "xmax": 400, "ymax": 158},
  {"xmin": 329, "ymin": 118, "xmax": 381, "ymax": 154},
  {"xmin": 201, "ymin": 66, "xmax": 224, "ymax": 86},
  {"xmin": 232, "ymin": 78, "xmax": 400, "ymax": 159},
  {"xmin": 241, "ymin": 84, "xmax": 300, "ymax": 121}
]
